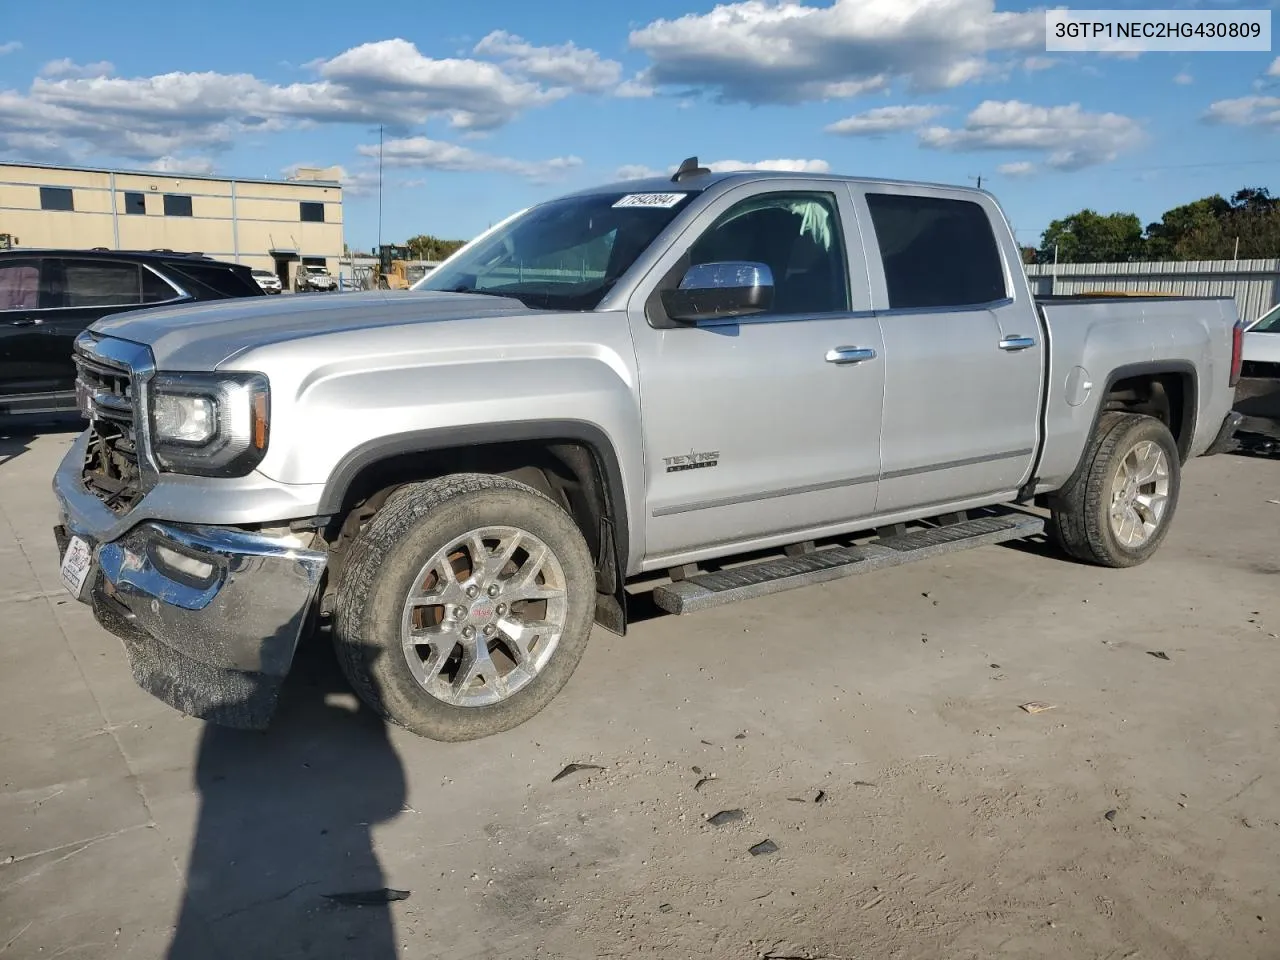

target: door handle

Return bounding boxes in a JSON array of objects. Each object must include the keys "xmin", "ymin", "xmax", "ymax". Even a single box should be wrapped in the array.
[
  {"xmin": 999, "ymin": 336, "xmax": 1035, "ymax": 351},
  {"xmin": 825, "ymin": 346, "xmax": 877, "ymax": 365},
  {"xmin": 6, "ymin": 317, "xmax": 43, "ymax": 327}
]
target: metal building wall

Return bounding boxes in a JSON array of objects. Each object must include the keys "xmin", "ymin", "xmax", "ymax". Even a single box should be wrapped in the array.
[{"xmin": 1025, "ymin": 259, "xmax": 1280, "ymax": 324}]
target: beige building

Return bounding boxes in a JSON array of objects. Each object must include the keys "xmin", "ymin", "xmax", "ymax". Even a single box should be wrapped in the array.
[{"xmin": 0, "ymin": 161, "xmax": 344, "ymax": 290}]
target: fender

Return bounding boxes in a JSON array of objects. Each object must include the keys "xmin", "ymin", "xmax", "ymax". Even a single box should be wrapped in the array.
[{"xmin": 317, "ymin": 418, "xmax": 632, "ymax": 617}]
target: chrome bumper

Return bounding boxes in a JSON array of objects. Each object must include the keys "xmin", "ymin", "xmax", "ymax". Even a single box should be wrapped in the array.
[{"xmin": 53, "ymin": 446, "xmax": 327, "ymax": 729}]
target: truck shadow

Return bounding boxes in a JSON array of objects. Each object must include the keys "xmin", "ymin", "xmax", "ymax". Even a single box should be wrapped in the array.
[{"xmin": 166, "ymin": 633, "xmax": 407, "ymax": 960}]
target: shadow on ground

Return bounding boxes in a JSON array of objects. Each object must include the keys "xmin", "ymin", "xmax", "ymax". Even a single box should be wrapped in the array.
[
  {"xmin": 167, "ymin": 634, "xmax": 407, "ymax": 960},
  {"xmin": 0, "ymin": 416, "xmax": 83, "ymax": 468}
]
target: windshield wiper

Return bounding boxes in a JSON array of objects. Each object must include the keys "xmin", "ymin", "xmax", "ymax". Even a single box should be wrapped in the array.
[{"xmin": 449, "ymin": 285, "xmax": 520, "ymax": 300}]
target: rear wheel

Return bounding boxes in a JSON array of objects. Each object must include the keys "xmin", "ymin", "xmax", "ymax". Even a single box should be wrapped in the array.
[
  {"xmin": 332, "ymin": 473, "xmax": 596, "ymax": 740},
  {"xmin": 1047, "ymin": 412, "xmax": 1181, "ymax": 568}
]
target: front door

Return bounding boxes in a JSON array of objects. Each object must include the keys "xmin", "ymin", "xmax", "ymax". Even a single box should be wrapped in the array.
[
  {"xmin": 626, "ymin": 182, "xmax": 886, "ymax": 566},
  {"xmin": 0, "ymin": 257, "xmax": 59, "ymax": 397},
  {"xmin": 853, "ymin": 187, "xmax": 1043, "ymax": 514}
]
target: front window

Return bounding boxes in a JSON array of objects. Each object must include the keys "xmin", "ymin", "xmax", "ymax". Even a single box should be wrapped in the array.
[
  {"xmin": 1251, "ymin": 303, "xmax": 1280, "ymax": 333},
  {"xmin": 416, "ymin": 190, "xmax": 698, "ymax": 310}
]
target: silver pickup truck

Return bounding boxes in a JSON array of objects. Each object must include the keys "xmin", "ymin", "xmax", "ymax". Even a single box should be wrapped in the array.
[{"xmin": 52, "ymin": 162, "xmax": 1245, "ymax": 741}]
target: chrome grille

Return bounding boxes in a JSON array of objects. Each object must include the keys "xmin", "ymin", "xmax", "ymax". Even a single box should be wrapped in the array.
[{"xmin": 74, "ymin": 336, "xmax": 150, "ymax": 512}]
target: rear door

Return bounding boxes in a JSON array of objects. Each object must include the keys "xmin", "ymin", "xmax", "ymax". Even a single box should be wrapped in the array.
[
  {"xmin": 39, "ymin": 258, "xmax": 186, "ymax": 395},
  {"xmin": 852, "ymin": 186, "xmax": 1044, "ymax": 513}
]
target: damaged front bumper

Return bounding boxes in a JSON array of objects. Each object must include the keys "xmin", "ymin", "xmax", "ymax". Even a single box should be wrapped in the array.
[{"xmin": 53, "ymin": 448, "xmax": 327, "ymax": 729}]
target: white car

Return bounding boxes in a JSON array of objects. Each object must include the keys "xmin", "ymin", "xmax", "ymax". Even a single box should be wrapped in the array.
[
  {"xmin": 250, "ymin": 268, "xmax": 282, "ymax": 294},
  {"xmin": 1243, "ymin": 302, "xmax": 1280, "ymax": 370},
  {"xmin": 1236, "ymin": 302, "xmax": 1279, "ymax": 452},
  {"xmin": 297, "ymin": 264, "xmax": 337, "ymax": 292}
]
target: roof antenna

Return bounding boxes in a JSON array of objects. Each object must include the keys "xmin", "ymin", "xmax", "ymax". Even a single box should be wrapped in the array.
[{"xmin": 671, "ymin": 156, "xmax": 711, "ymax": 183}]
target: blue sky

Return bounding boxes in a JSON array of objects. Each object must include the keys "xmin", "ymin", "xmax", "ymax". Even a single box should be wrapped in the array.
[{"xmin": 1, "ymin": 0, "xmax": 1277, "ymax": 251}]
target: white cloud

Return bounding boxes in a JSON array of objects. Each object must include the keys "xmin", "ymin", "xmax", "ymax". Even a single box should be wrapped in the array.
[
  {"xmin": 1022, "ymin": 56, "xmax": 1056, "ymax": 72},
  {"xmin": 704, "ymin": 158, "xmax": 831, "ymax": 173},
  {"xmin": 628, "ymin": 0, "xmax": 1042, "ymax": 104},
  {"xmin": 145, "ymin": 155, "xmax": 217, "ymax": 176},
  {"xmin": 356, "ymin": 136, "xmax": 582, "ymax": 182},
  {"xmin": 1203, "ymin": 95, "xmax": 1280, "ymax": 127},
  {"xmin": 0, "ymin": 37, "xmax": 589, "ymax": 166},
  {"xmin": 825, "ymin": 104, "xmax": 946, "ymax": 135},
  {"xmin": 615, "ymin": 164, "xmax": 665, "ymax": 180},
  {"xmin": 615, "ymin": 73, "xmax": 656, "ymax": 98},
  {"xmin": 40, "ymin": 58, "xmax": 114, "ymax": 79},
  {"xmin": 1268, "ymin": 57, "xmax": 1280, "ymax": 78},
  {"xmin": 918, "ymin": 100, "xmax": 1144, "ymax": 170},
  {"xmin": 1173, "ymin": 71, "xmax": 1193, "ymax": 85},
  {"xmin": 472, "ymin": 31, "xmax": 622, "ymax": 92},
  {"xmin": 997, "ymin": 160, "xmax": 1036, "ymax": 177},
  {"xmin": 0, "ymin": 41, "xmax": 21, "ymax": 56}
]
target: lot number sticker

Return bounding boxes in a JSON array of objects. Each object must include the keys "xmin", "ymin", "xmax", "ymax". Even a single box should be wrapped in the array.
[{"xmin": 613, "ymin": 193, "xmax": 687, "ymax": 209}]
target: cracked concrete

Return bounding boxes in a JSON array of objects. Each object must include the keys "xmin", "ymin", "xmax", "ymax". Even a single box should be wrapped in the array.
[{"xmin": 2, "ymin": 427, "xmax": 1279, "ymax": 959}]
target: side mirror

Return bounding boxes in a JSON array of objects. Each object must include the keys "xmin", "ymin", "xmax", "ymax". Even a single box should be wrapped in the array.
[{"xmin": 662, "ymin": 261, "xmax": 774, "ymax": 323}]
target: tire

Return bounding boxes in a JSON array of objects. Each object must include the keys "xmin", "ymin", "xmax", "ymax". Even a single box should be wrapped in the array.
[
  {"xmin": 1047, "ymin": 412, "xmax": 1181, "ymax": 568},
  {"xmin": 332, "ymin": 473, "xmax": 596, "ymax": 741}
]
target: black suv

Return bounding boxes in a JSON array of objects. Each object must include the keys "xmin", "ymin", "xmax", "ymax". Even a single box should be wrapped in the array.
[{"xmin": 0, "ymin": 249, "xmax": 264, "ymax": 419}]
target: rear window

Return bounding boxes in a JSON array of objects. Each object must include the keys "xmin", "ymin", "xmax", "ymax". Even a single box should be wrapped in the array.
[
  {"xmin": 61, "ymin": 260, "xmax": 144, "ymax": 307},
  {"xmin": 165, "ymin": 261, "xmax": 262, "ymax": 298},
  {"xmin": 864, "ymin": 193, "xmax": 1007, "ymax": 310}
]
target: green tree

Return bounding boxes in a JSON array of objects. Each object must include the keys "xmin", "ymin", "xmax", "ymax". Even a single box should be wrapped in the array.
[
  {"xmin": 405, "ymin": 234, "xmax": 467, "ymax": 261},
  {"xmin": 1144, "ymin": 195, "xmax": 1231, "ymax": 260},
  {"xmin": 1038, "ymin": 210, "xmax": 1146, "ymax": 263}
]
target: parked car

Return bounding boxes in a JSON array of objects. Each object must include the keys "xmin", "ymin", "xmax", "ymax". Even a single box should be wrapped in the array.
[
  {"xmin": 52, "ymin": 162, "xmax": 1243, "ymax": 741},
  {"xmin": 1, "ymin": 250, "xmax": 264, "ymax": 419},
  {"xmin": 1234, "ymin": 301, "xmax": 1280, "ymax": 453},
  {"xmin": 251, "ymin": 268, "xmax": 283, "ymax": 294},
  {"xmin": 296, "ymin": 264, "xmax": 336, "ymax": 292}
]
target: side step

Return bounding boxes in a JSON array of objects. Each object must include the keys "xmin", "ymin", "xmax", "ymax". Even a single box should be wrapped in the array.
[{"xmin": 652, "ymin": 512, "xmax": 1045, "ymax": 615}]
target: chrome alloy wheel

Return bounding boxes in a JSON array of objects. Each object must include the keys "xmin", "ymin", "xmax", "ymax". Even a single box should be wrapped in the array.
[
  {"xmin": 1108, "ymin": 440, "xmax": 1171, "ymax": 549},
  {"xmin": 400, "ymin": 526, "xmax": 569, "ymax": 707}
]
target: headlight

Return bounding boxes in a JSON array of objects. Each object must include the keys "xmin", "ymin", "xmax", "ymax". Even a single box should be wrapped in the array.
[{"xmin": 149, "ymin": 372, "xmax": 270, "ymax": 477}]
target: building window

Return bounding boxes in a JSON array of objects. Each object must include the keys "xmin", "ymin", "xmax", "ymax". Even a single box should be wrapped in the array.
[
  {"xmin": 300, "ymin": 201, "xmax": 325, "ymax": 223},
  {"xmin": 163, "ymin": 194, "xmax": 193, "ymax": 217},
  {"xmin": 40, "ymin": 187, "xmax": 74, "ymax": 212},
  {"xmin": 124, "ymin": 192, "xmax": 147, "ymax": 215}
]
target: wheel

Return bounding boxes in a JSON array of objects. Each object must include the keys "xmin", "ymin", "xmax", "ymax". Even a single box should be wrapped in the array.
[
  {"xmin": 1047, "ymin": 412, "xmax": 1181, "ymax": 568},
  {"xmin": 332, "ymin": 473, "xmax": 596, "ymax": 741}
]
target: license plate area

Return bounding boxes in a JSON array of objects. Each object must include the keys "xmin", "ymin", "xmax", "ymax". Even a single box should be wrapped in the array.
[{"xmin": 59, "ymin": 534, "xmax": 96, "ymax": 601}]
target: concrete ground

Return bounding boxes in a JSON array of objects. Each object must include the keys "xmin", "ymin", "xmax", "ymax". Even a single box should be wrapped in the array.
[{"xmin": 2, "ymin": 427, "xmax": 1278, "ymax": 960}]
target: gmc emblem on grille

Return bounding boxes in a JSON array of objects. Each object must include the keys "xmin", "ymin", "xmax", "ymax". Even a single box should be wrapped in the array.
[{"xmin": 74, "ymin": 379, "xmax": 94, "ymax": 420}]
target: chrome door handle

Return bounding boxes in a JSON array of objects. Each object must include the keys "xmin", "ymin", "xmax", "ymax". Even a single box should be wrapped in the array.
[
  {"xmin": 999, "ymin": 336, "xmax": 1035, "ymax": 351},
  {"xmin": 7, "ymin": 317, "xmax": 43, "ymax": 327},
  {"xmin": 825, "ymin": 346, "xmax": 877, "ymax": 365}
]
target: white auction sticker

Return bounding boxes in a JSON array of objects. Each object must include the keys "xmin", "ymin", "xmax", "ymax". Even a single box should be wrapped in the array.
[{"xmin": 613, "ymin": 193, "xmax": 687, "ymax": 209}]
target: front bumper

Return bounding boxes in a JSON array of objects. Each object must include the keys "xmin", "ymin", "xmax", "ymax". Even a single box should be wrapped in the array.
[{"xmin": 53, "ymin": 447, "xmax": 327, "ymax": 729}]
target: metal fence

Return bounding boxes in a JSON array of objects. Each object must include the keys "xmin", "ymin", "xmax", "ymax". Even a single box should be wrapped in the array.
[{"xmin": 1025, "ymin": 258, "xmax": 1280, "ymax": 324}]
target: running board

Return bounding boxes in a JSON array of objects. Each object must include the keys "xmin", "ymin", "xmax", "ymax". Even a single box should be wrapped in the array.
[{"xmin": 652, "ymin": 512, "xmax": 1045, "ymax": 615}]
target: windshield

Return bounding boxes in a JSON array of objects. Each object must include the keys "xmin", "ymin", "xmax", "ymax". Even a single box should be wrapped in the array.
[
  {"xmin": 306, "ymin": 266, "xmax": 328, "ymax": 274},
  {"xmin": 1251, "ymin": 303, "xmax": 1280, "ymax": 333},
  {"xmin": 415, "ymin": 190, "xmax": 698, "ymax": 310}
]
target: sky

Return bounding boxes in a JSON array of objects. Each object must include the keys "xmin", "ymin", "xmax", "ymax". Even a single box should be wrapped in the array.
[{"xmin": 1, "ymin": 0, "xmax": 1278, "ymax": 252}]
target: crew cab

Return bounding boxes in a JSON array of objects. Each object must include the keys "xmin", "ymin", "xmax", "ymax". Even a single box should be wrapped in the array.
[
  {"xmin": 51, "ymin": 162, "xmax": 1243, "ymax": 740},
  {"xmin": 1, "ymin": 249, "xmax": 263, "ymax": 419}
]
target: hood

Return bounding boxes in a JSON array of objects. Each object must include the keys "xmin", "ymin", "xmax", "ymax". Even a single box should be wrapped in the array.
[{"xmin": 91, "ymin": 290, "xmax": 543, "ymax": 369}]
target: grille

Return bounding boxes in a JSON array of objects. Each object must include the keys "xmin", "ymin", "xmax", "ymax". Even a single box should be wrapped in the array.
[{"xmin": 75, "ymin": 343, "xmax": 145, "ymax": 512}]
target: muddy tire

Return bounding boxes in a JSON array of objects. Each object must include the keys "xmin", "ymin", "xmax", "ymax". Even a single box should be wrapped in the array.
[
  {"xmin": 1047, "ymin": 412, "xmax": 1181, "ymax": 568},
  {"xmin": 332, "ymin": 473, "xmax": 596, "ymax": 741}
]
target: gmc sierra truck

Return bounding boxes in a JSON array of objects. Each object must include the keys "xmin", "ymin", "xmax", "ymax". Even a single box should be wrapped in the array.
[{"xmin": 52, "ymin": 162, "xmax": 1244, "ymax": 741}]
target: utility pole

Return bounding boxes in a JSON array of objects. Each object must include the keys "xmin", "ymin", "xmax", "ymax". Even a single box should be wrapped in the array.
[{"xmin": 377, "ymin": 124, "xmax": 384, "ymax": 254}]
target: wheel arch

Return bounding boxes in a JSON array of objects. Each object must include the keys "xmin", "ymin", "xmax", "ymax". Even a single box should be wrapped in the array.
[
  {"xmin": 317, "ymin": 420, "xmax": 631, "ymax": 634},
  {"xmin": 1092, "ymin": 361, "xmax": 1198, "ymax": 463}
]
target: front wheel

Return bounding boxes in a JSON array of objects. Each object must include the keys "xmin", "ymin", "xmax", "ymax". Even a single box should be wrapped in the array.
[
  {"xmin": 1047, "ymin": 412, "xmax": 1181, "ymax": 568},
  {"xmin": 332, "ymin": 473, "xmax": 597, "ymax": 741}
]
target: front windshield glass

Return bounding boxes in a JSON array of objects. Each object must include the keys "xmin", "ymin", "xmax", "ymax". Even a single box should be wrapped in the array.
[
  {"xmin": 415, "ymin": 190, "xmax": 698, "ymax": 310},
  {"xmin": 1251, "ymin": 303, "xmax": 1280, "ymax": 333}
]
